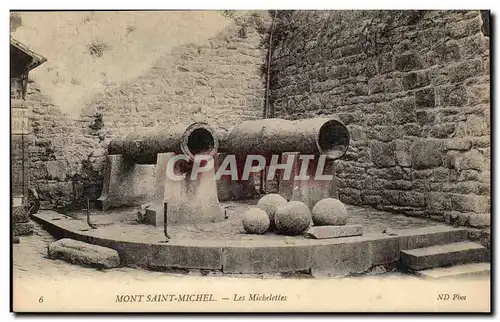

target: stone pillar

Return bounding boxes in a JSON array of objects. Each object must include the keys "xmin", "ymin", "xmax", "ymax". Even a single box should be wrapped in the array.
[
  {"xmin": 97, "ymin": 154, "xmax": 156, "ymax": 210},
  {"xmin": 145, "ymin": 153, "xmax": 225, "ymax": 226}
]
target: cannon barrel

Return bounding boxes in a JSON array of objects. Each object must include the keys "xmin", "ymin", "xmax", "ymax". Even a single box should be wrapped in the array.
[
  {"xmin": 219, "ymin": 117, "xmax": 350, "ymax": 159},
  {"xmin": 108, "ymin": 122, "xmax": 218, "ymax": 164}
]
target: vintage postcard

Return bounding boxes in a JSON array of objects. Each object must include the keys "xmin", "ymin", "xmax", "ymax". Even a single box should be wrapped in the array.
[{"xmin": 10, "ymin": 9, "xmax": 491, "ymax": 313}]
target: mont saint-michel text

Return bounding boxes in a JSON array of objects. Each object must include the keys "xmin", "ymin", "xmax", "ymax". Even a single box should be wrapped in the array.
[{"xmin": 115, "ymin": 293, "xmax": 287, "ymax": 303}]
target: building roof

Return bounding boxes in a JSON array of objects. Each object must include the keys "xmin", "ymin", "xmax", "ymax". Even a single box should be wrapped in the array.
[{"xmin": 10, "ymin": 37, "xmax": 47, "ymax": 72}]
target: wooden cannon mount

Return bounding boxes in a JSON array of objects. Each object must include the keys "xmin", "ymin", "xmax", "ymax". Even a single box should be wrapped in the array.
[{"xmin": 98, "ymin": 122, "xmax": 224, "ymax": 226}]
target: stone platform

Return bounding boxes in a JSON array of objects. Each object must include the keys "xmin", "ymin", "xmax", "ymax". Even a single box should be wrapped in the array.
[{"xmin": 31, "ymin": 202, "xmax": 472, "ymax": 277}]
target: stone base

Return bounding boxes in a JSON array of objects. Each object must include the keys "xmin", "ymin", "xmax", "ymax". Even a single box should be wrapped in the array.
[
  {"xmin": 13, "ymin": 222, "xmax": 34, "ymax": 236},
  {"xmin": 144, "ymin": 153, "xmax": 225, "ymax": 226},
  {"xmin": 306, "ymin": 225, "xmax": 363, "ymax": 239},
  {"xmin": 97, "ymin": 154, "xmax": 156, "ymax": 210}
]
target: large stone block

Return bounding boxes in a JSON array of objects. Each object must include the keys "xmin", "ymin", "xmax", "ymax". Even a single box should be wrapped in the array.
[
  {"xmin": 370, "ymin": 141, "xmax": 396, "ymax": 168},
  {"xmin": 426, "ymin": 192, "xmax": 452, "ymax": 211},
  {"xmin": 310, "ymin": 241, "xmax": 371, "ymax": 277},
  {"xmin": 402, "ymin": 71, "xmax": 431, "ymax": 90},
  {"xmin": 391, "ymin": 97, "xmax": 416, "ymax": 124},
  {"xmin": 448, "ymin": 59, "xmax": 484, "ymax": 83},
  {"xmin": 395, "ymin": 52, "xmax": 423, "ymax": 72},
  {"xmin": 458, "ymin": 149, "xmax": 487, "ymax": 171},
  {"xmin": 399, "ymin": 191, "xmax": 426, "ymax": 207},
  {"xmin": 456, "ymin": 115, "xmax": 489, "ymax": 137},
  {"xmin": 415, "ymin": 87, "xmax": 436, "ymax": 107},
  {"xmin": 436, "ymin": 85, "xmax": 467, "ymax": 107},
  {"xmin": 48, "ymin": 238, "xmax": 120, "ymax": 268},
  {"xmin": 450, "ymin": 194, "xmax": 490, "ymax": 213},
  {"xmin": 395, "ymin": 139, "xmax": 412, "ymax": 167},
  {"xmin": 411, "ymin": 139, "xmax": 445, "ymax": 170},
  {"xmin": 447, "ymin": 138, "xmax": 472, "ymax": 151}
]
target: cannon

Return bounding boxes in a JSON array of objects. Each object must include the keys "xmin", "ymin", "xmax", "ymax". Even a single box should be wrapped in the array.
[
  {"xmin": 219, "ymin": 117, "xmax": 350, "ymax": 160},
  {"xmin": 98, "ymin": 122, "xmax": 224, "ymax": 226},
  {"xmin": 217, "ymin": 117, "xmax": 350, "ymax": 208},
  {"xmin": 108, "ymin": 122, "xmax": 218, "ymax": 164}
]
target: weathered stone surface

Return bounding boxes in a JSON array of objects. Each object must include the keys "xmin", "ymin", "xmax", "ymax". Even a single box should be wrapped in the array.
[
  {"xmin": 402, "ymin": 71, "xmax": 430, "ymax": 90},
  {"xmin": 311, "ymin": 198, "xmax": 348, "ymax": 226},
  {"xmin": 306, "ymin": 225, "xmax": 363, "ymax": 239},
  {"xmin": 391, "ymin": 97, "xmax": 417, "ymax": 124},
  {"xmin": 399, "ymin": 191, "xmax": 426, "ymax": 207},
  {"xmin": 447, "ymin": 138, "xmax": 472, "ymax": 151},
  {"xmin": 13, "ymin": 222, "xmax": 34, "ymax": 236},
  {"xmin": 426, "ymin": 192, "xmax": 452, "ymax": 211},
  {"xmin": 458, "ymin": 149, "xmax": 487, "ymax": 171},
  {"xmin": 311, "ymin": 241, "xmax": 371, "ymax": 277},
  {"xmin": 416, "ymin": 262, "xmax": 490, "ymax": 279},
  {"xmin": 48, "ymin": 238, "xmax": 120, "ymax": 268},
  {"xmin": 222, "ymin": 245, "xmax": 311, "ymax": 274},
  {"xmin": 242, "ymin": 207, "xmax": 270, "ymax": 234},
  {"xmin": 395, "ymin": 52, "xmax": 422, "ymax": 72},
  {"xmin": 450, "ymin": 194, "xmax": 490, "ymax": 213},
  {"xmin": 456, "ymin": 115, "xmax": 489, "ymax": 137},
  {"xmin": 151, "ymin": 244, "xmax": 223, "ymax": 270},
  {"xmin": 395, "ymin": 139, "xmax": 412, "ymax": 167},
  {"xmin": 415, "ymin": 87, "xmax": 435, "ymax": 107},
  {"xmin": 401, "ymin": 241, "xmax": 487, "ymax": 270},
  {"xmin": 411, "ymin": 139, "xmax": 444, "ymax": 169},
  {"xmin": 12, "ymin": 206, "xmax": 30, "ymax": 223},
  {"xmin": 468, "ymin": 213, "xmax": 490, "ymax": 228},
  {"xmin": 45, "ymin": 160, "xmax": 67, "ymax": 180},
  {"xmin": 370, "ymin": 141, "xmax": 396, "ymax": 168},
  {"xmin": 436, "ymin": 84, "xmax": 467, "ymax": 107},
  {"xmin": 448, "ymin": 59, "xmax": 484, "ymax": 83}
]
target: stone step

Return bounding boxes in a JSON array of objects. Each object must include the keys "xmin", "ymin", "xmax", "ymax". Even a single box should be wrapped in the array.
[
  {"xmin": 415, "ymin": 263, "xmax": 491, "ymax": 279},
  {"xmin": 401, "ymin": 241, "xmax": 488, "ymax": 271}
]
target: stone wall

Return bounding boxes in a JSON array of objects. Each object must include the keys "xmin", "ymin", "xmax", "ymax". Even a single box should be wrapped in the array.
[
  {"xmin": 269, "ymin": 10, "xmax": 490, "ymax": 228},
  {"xmin": 27, "ymin": 12, "xmax": 270, "ymax": 210}
]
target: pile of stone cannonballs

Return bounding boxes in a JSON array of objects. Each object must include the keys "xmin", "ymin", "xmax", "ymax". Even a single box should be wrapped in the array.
[{"xmin": 242, "ymin": 194, "xmax": 348, "ymax": 236}]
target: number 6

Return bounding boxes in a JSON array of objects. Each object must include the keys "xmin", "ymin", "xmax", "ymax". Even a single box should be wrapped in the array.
[{"xmin": 39, "ymin": 296, "xmax": 43, "ymax": 303}]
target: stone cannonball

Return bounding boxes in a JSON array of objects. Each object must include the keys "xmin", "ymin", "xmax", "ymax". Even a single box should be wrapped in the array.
[
  {"xmin": 242, "ymin": 207, "xmax": 270, "ymax": 234},
  {"xmin": 312, "ymin": 198, "xmax": 348, "ymax": 226},
  {"xmin": 275, "ymin": 201, "xmax": 312, "ymax": 236},
  {"xmin": 256, "ymin": 193, "xmax": 288, "ymax": 230}
]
